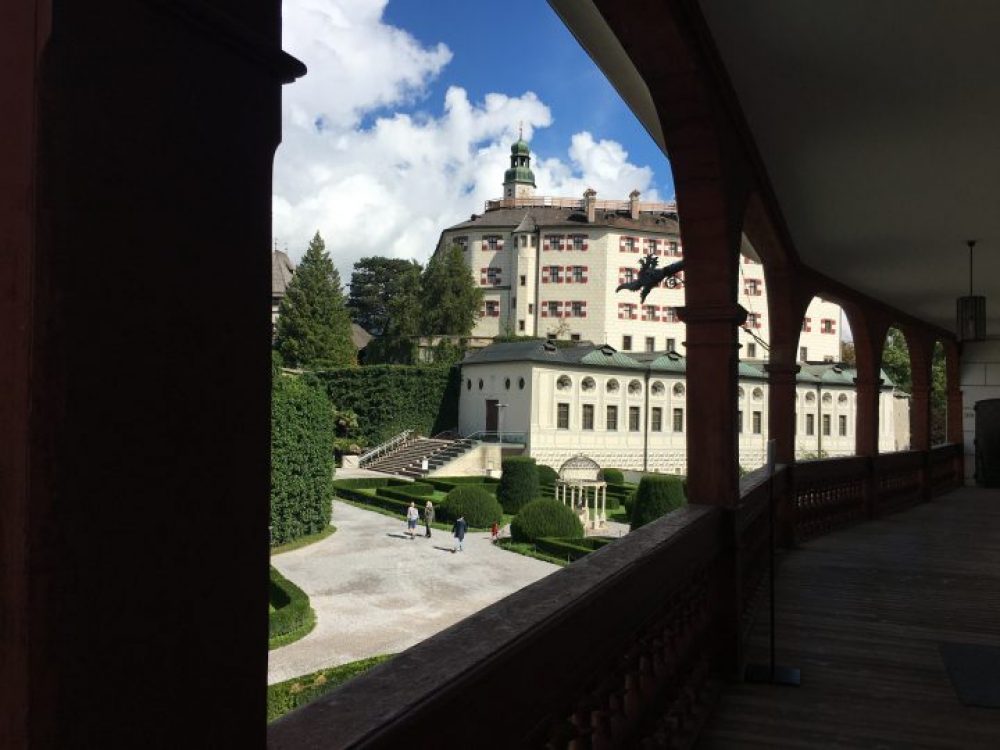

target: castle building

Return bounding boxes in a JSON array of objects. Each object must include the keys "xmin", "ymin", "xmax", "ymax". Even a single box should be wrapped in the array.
[
  {"xmin": 458, "ymin": 340, "xmax": 909, "ymax": 474},
  {"xmin": 436, "ymin": 138, "xmax": 843, "ymax": 362}
]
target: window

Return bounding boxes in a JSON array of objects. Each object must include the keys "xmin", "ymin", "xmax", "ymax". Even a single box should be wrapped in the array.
[
  {"xmin": 520, "ymin": 235, "xmax": 527, "ymax": 247},
  {"xmin": 520, "ymin": 275, "xmax": 526, "ymax": 286},
  {"xmin": 480, "ymin": 267, "xmax": 502, "ymax": 286},
  {"xmin": 528, "ymin": 303, "xmax": 534, "ymax": 314},
  {"xmin": 582, "ymin": 404, "xmax": 594, "ymax": 430},
  {"xmin": 483, "ymin": 300, "xmax": 500, "ymax": 317},
  {"xmin": 662, "ymin": 307, "xmax": 679, "ymax": 323},
  {"xmin": 822, "ymin": 414, "xmax": 831, "ymax": 436},
  {"xmin": 821, "ymin": 318, "xmax": 836, "ymax": 334},
  {"xmin": 518, "ymin": 377, "xmax": 525, "ymax": 390},
  {"xmin": 650, "ymin": 381, "xmax": 665, "ymax": 396},
  {"xmin": 744, "ymin": 279, "xmax": 761, "ymax": 296},
  {"xmin": 545, "ymin": 235, "xmax": 563, "ymax": 251},
  {"xmin": 606, "ymin": 379, "xmax": 619, "ymax": 394},
  {"xmin": 569, "ymin": 301, "xmax": 586, "ymax": 318},
  {"xmin": 483, "ymin": 235, "xmax": 501, "ymax": 252},
  {"xmin": 645, "ymin": 239, "xmax": 658, "ymax": 255},
  {"xmin": 802, "ymin": 317, "xmax": 812, "ymax": 333},
  {"xmin": 546, "ymin": 301, "xmax": 561, "ymax": 318},
  {"xmin": 641, "ymin": 305, "xmax": 658, "ymax": 321},
  {"xmin": 668, "ymin": 241, "xmax": 679, "ymax": 256},
  {"xmin": 628, "ymin": 406, "xmax": 641, "ymax": 432},
  {"xmin": 752, "ymin": 410, "xmax": 762, "ymax": 435},
  {"xmin": 673, "ymin": 408, "xmax": 684, "ymax": 432},
  {"xmin": 737, "ymin": 410, "xmax": 743, "ymax": 433},
  {"xmin": 606, "ymin": 405, "xmax": 618, "ymax": 431},
  {"xmin": 618, "ymin": 302, "xmax": 637, "ymax": 320},
  {"xmin": 645, "ymin": 336, "xmax": 655, "ymax": 352},
  {"xmin": 824, "ymin": 355, "xmax": 835, "ymax": 363},
  {"xmin": 478, "ymin": 379, "xmax": 484, "ymax": 390},
  {"xmin": 620, "ymin": 267, "xmax": 636, "ymax": 284},
  {"xmin": 622, "ymin": 236, "xmax": 636, "ymax": 252},
  {"xmin": 622, "ymin": 335, "xmax": 632, "ymax": 351},
  {"xmin": 556, "ymin": 375, "xmax": 571, "ymax": 391},
  {"xmin": 673, "ymin": 383, "xmax": 686, "ymax": 398},
  {"xmin": 747, "ymin": 342, "xmax": 757, "ymax": 358},
  {"xmin": 651, "ymin": 407, "xmax": 663, "ymax": 432},
  {"xmin": 454, "ymin": 236, "xmax": 469, "ymax": 251},
  {"xmin": 799, "ymin": 346, "xmax": 808, "ymax": 361},
  {"xmin": 557, "ymin": 403, "xmax": 569, "ymax": 429},
  {"xmin": 628, "ymin": 379, "xmax": 642, "ymax": 395},
  {"xmin": 667, "ymin": 338, "xmax": 676, "ymax": 353},
  {"xmin": 746, "ymin": 312, "xmax": 762, "ymax": 329},
  {"xmin": 545, "ymin": 265, "xmax": 562, "ymax": 283},
  {"xmin": 518, "ymin": 320, "xmax": 525, "ymax": 331},
  {"xmin": 805, "ymin": 413, "xmax": 815, "ymax": 436},
  {"xmin": 570, "ymin": 334, "xmax": 581, "ymax": 342},
  {"xmin": 572, "ymin": 235, "xmax": 586, "ymax": 251},
  {"xmin": 571, "ymin": 265, "xmax": 586, "ymax": 283},
  {"xmin": 505, "ymin": 378, "xmax": 511, "ymax": 390},
  {"xmin": 839, "ymin": 415, "xmax": 847, "ymax": 436},
  {"xmin": 466, "ymin": 379, "xmax": 471, "ymax": 390},
  {"xmin": 581, "ymin": 377, "xmax": 596, "ymax": 392}
]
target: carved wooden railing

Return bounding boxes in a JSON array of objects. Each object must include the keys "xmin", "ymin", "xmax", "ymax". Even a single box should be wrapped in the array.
[
  {"xmin": 790, "ymin": 456, "xmax": 868, "ymax": 542},
  {"xmin": 929, "ymin": 443, "xmax": 963, "ymax": 495},
  {"xmin": 873, "ymin": 450, "xmax": 924, "ymax": 516},
  {"xmin": 269, "ymin": 506, "xmax": 728, "ymax": 749}
]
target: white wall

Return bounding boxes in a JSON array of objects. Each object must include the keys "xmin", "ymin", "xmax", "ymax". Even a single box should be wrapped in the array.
[{"xmin": 960, "ymin": 338, "xmax": 1000, "ymax": 482}]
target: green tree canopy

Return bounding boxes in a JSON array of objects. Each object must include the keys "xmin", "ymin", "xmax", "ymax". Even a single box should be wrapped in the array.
[
  {"xmin": 420, "ymin": 244, "xmax": 484, "ymax": 335},
  {"xmin": 349, "ymin": 257, "xmax": 423, "ymax": 364},
  {"xmin": 881, "ymin": 328, "xmax": 911, "ymax": 392},
  {"xmin": 275, "ymin": 232, "xmax": 356, "ymax": 369}
]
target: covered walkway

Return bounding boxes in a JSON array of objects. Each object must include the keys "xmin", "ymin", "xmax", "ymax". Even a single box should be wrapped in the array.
[{"xmin": 703, "ymin": 487, "xmax": 1000, "ymax": 748}]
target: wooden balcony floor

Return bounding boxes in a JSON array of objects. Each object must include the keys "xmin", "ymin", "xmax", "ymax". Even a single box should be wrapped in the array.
[{"xmin": 700, "ymin": 486, "xmax": 1000, "ymax": 749}]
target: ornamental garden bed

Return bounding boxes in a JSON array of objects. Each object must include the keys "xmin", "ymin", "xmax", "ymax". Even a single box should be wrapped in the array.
[{"xmin": 269, "ymin": 566, "xmax": 315, "ymax": 650}]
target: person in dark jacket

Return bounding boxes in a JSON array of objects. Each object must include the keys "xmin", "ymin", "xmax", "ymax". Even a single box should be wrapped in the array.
[
  {"xmin": 423, "ymin": 500, "xmax": 435, "ymax": 538},
  {"xmin": 451, "ymin": 515, "xmax": 467, "ymax": 553}
]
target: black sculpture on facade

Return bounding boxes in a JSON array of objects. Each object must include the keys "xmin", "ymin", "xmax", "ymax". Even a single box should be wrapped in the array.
[{"xmin": 615, "ymin": 255, "xmax": 685, "ymax": 303}]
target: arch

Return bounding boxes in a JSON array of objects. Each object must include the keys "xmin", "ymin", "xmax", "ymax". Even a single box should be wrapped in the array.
[
  {"xmin": 880, "ymin": 325, "xmax": 913, "ymax": 451},
  {"xmin": 581, "ymin": 376, "xmax": 596, "ymax": 392},
  {"xmin": 650, "ymin": 380, "xmax": 665, "ymax": 396},
  {"xmin": 672, "ymin": 382, "xmax": 686, "ymax": 398},
  {"xmin": 606, "ymin": 378, "xmax": 620, "ymax": 394},
  {"xmin": 556, "ymin": 375, "xmax": 571, "ymax": 391},
  {"xmin": 627, "ymin": 379, "xmax": 642, "ymax": 395}
]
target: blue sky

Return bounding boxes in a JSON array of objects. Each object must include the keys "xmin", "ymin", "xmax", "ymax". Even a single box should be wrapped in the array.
[{"xmin": 273, "ymin": 0, "xmax": 675, "ymax": 275}]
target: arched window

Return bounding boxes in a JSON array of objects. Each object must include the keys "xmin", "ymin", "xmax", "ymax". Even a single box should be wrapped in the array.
[
  {"xmin": 752, "ymin": 387, "xmax": 763, "ymax": 401},
  {"xmin": 581, "ymin": 376, "xmax": 596, "ymax": 392},
  {"xmin": 672, "ymin": 383, "xmax": 686, "ymax": 398},
  {"xmin": 628, "ymin": 379, "xmax": 642, "ymax": 395},
  {"xmin": 557, "ymin": 375, "xmax": 572, "ymax": 391},
  {"xmin": 838, "ymin": 393, "xmax": 848, "ymax": 404},
  {"xmin": 650, "ymin": 380, "xmax": 665, "ymax": 396},
  {"xmin": 606, "ymin": 379, "xmax": 620, "ymax": 394},
  {"xmin": 822, "ymin": 392, "xmax": 833, "ymax": 404},
  {"xmin": 805, "ymin": 391, "xmax": 816, "ymax": 403}
]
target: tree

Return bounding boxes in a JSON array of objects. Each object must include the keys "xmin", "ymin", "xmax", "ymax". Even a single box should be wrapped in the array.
[
  {"xmin": 881, "ymin": 328, "xmax": 911, "ymax": 392},
  {"xmin": 349, "ymin": 257, "xmax": 423, "ymax": 364},
  {"xmin": 420, "ymin": 244, "xmax": 484, "ymax": 335},
  {"xmin": 497, "ymin": 456, "xmax": 539, "ymax": 514},
  {"xmin": 275, "ymin": 232, "xmax": 356, "ymax": 369},
  {"xmin": 630, "ymin": 475, "xmax": 686, "ymax": 530}
]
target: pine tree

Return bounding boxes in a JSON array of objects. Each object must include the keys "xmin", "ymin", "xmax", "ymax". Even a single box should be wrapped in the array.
[
  {"xmin": 275, "ymin": 232, "xmax": 356, "ymax": 369},
  {"xmin": 349, "ymin": 257, "xmax": 423, "ymax": 363},
  {"xmin": 420, "ymin": 244, "xmax": 484, "ymax": 335}
]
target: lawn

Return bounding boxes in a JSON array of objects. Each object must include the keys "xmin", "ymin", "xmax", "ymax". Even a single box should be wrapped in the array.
[{"xmin": 267, "ymin": 655, "xmax": 394, "ymax": 722}]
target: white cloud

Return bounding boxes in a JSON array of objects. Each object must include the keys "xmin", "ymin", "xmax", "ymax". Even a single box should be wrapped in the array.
[{"xmin": 273, "ymin": 0, "xmax": 664, "ymax": 278}]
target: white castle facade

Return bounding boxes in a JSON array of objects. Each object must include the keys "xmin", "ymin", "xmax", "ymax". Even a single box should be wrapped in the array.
[{"xmin": 437, "ymin": 138, "xmax": 843, "ymax": 363}]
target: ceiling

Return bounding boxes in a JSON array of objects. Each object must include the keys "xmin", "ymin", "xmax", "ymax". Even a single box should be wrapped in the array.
[{"xmin": 551, "ymin": 1, "xmax": 1000, "ymax": 336}]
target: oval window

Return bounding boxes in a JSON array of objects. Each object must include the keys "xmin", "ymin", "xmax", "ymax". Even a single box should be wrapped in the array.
[
  {"xmin": 557, "ymin": 375, "xmax": 572, "ymax": 391},
  {"xmin": 606, "ymin": 379, "xmax": 620, "ymax": 393},
  {"xmin": 581, "ymin": 377, "xmax": 596, "ymax": 392},
  {"xmin": 505, "ymin": 378, "xmax": 511, "ymax": 390},
  {"xmin": 628, "ymin": 379, "xmax": 642, "ymax": 395},
  {"xmin": 518, "ymin": 377, "xmax": 526, "ymax": 390},
  {"xmin": 673, "ymin": 383, "xmax": 686, "ymax": 398},
  {"xmin": 478, "ymin": 379, "xmax": 484, "ymax": 390},
  {"xmin": 650, "ymin": 381, "xmax": 665, "ymax": 396},
  {"xmin": 466, "ymin": 379, "xmax": 472, "ymax": 390}
]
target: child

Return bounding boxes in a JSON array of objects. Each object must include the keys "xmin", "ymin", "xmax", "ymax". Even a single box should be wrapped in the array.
[{"xmin": 490, "ymin": 521, "xmax": 500, "ymax": 543}]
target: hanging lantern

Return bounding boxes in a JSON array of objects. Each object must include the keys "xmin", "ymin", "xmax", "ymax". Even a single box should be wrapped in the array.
[{"xmin": 957, "ymin": 240, "xmax": 986, "ymax": 342}]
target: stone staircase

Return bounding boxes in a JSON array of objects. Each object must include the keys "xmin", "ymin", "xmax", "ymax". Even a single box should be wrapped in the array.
[{"xmin": 365, "ymin": 436, "xmax": 477, "ymax": 479}]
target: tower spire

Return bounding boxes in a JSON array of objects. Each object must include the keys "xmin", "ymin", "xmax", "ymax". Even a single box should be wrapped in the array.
[{"xmin": 503, "ymin": 130, "xmax": 536, "ymax": 200}]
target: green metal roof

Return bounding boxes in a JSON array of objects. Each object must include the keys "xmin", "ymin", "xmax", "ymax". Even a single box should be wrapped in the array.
[{"xmin": 503, "ymin": 165, "xmax": 536, "ymax": 185}]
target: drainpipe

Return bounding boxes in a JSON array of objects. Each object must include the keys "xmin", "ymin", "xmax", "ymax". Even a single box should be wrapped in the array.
[
  {"xmin": 643, "ymin": 368, "xmax": 650, "ymax": 472},
  {"xmin": 534, "ymin": 230, "xmax": 541, "ymax": 337},
  {"xmin": 817, "ymin": 383, "xmax": 823, "ymax": 456}
]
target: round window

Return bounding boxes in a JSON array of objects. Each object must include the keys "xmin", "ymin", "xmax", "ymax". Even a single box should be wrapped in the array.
[
  {"xmin": 606, "ymin": 379, "xmax": 620, "ymax": 393},
  {"xmin": 651, "ymin": 381, "xmax": 665, "ymax": 396},
  {"xmin": 628, "ymin": 379, "xmax": 642, "ymax": 395},
  {"xmin": 581, "ymin": 377, "xmax": 596, "ymax": 392},
  {"xmin": 673, "ymin": 383, "xmax": 686, "ymax": 398},
  {"xmin": 557, "ymin": 375, "xmax": 572, "ymax": 391}
]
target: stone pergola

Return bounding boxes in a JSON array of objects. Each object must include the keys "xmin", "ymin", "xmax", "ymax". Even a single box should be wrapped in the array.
[{"xmin": 555, "ymin": 454, "xmax": 608, "ymax": 530}]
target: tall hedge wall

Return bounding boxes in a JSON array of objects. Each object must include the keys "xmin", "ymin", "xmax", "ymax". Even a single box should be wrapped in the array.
[
  {"xmin": 313, "ymin": 365, "xmax": 461, "ymax": 445},
  {"xmin": 271, "ymin": 374, "xmax": 335, "ymax": 546}
]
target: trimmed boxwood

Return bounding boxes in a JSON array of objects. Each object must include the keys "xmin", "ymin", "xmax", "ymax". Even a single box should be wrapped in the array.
[
  {"xmin": 510, "ymin": 498, "xmax": 584, "ymax": 543},
  {"xmin": 630, "ymin": 475, "xmax": 686, "ymax": 530},
  {"xmin": 381, "ymin": 482, "xmax": 434, "ymax": 497},
  {"xmin": 601, "ymin": 467, "xmax": 625, "ymax": 484},
  {"xmin": 269, "ymin": 566, "xmax": 315, "ymax": 648},
  {"xmin": 535, "ymin": 535, "xmax": 613, "ymax": 561},
  {"xmin": 498, "ymin": 456, "xmax": 540, "ymax": 514},
  {"xmin": 537, "ymin": 464, "xmax": 559, "ymax": 486},
  {"xmin": 438, "ymin": 485, "xmax": 504, "ymax": 528}
]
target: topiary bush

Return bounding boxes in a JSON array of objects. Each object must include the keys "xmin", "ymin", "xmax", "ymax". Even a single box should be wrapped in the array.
[
  {"xmin": 537, "ymin": 464, "xmax": 559, "ymax": 486},
  {"xmin": 269, "ymin": 566, "xmax": 315, "ymax": 648},
  {"xmin": 630, "ymin": 475, "xmax": 686, "ymax": 530},
  {"xmin": 601, "ymin": 467, "xmax": 624, "ymax": 484},
  {"xmin": 498, "ymin": 456, "xmax": 540, "ymax": 514},
  {"xmin": 271, "ymin": 374, "xmax": 335, "ymax": 546},
  {"xmin": 510, "ymin": 498, "xmax": 584, "ymax": 543},
  {"xmin": 439, "ymin": 485, "xmax": 504, "ymax": 528}
]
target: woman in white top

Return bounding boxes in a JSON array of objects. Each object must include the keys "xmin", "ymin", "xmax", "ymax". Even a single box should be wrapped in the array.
[{"xmin": 406, "ymin": 502, "xmax": 420, "ymax": 540}]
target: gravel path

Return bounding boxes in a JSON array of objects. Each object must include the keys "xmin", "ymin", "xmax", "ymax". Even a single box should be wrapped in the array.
[{"xmin": 268, "ymin": 500, "xmax": 559, "ymax": 684}]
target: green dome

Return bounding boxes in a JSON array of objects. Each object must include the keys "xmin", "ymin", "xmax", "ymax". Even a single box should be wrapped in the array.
[
  {"xmin": 511, "ymin": 139, "xmax": 531, "ymax": 156},
  {"xmin": 504, "ymin": 165, "xmax": 536, "ymax": 186}
]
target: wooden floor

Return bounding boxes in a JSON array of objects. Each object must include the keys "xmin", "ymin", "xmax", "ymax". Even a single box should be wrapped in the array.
[{"xmin": 700, "ymin": 487, "xmax": 1000, "ymax": 749}]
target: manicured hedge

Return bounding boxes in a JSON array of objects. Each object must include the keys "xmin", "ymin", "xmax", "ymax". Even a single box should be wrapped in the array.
[
  {"xmin": 537, "ymin": 464, "xmax": 559, "ymax": 486},
  {"xmin": 375, "ymin": 485, "xmax": 436, "ymax": 505},
  {"xmin": 267, "ymin": 655, "xmax": 394, "ymax": 722},
  {"xmin": 314, "ymin": 365, "xmax": 461, "ymax": 445},
  {"xmin": 271, "ymin": 374, "xmax": 335, "ymax": 546},
  {"xmin": 534, "ymin": 535, "xmax": 613, "ymax": 561},
  {"xmin": 630, "ymin": 475, "xmax": 687, "ymax": 530},
  {"xmin": 380, "ymin": 482, "xmax": 434, "ymax": 497},
  {"xmin": 334, "ymin": 482, "xmax": 412, "ymax": 516},
  {"xmin": 269, "ymin": 566, "xmax": 315, "ymax": 648},
  {"xmin": 427, "ymin": 476, "xmax": 500, "ymax": 486},
  {"xmin": 601, "ymin": 468, "xmax": 625, "ymax": 484},
  {"xmin": 498, "ymin": 457, "xmax": 540, "ymax": 514},
  {"xmin": 510, "ymin": 498, "xmax": 583, "ymax": 543},
  {"xmin": 438, "ymin": 485, "xmax": 504, "ymax": 528},
  {"xmin": 332, "ymin": 477, "xmax": 406, "ymax": 490}
]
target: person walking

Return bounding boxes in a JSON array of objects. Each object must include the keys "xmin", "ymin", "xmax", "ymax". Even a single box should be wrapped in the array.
[
  {"xmin": 406, "ymin": 501, "xmax": 419, "ymax": 540},
  {"xmin": 423, "ymin": 500, "xmax": 435, "ymax": 538},
  {"xmin": 490, "ymin": 521, "xmax": 499, "ymax": 543},
  {"xmin": 451, "ymin": 514, "xmax": 467, "ymax": 553}
]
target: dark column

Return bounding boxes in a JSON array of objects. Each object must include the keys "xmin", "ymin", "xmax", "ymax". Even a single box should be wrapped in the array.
[
  {"xmin": 908, "ymin": 335, "xmax": 933, "ymax": 453},
  {"xmin": 944, "ymin": 339, "xmax": 965, "ymax": 483},
  {"xmin": 1, "ymin": 2, "xmax": 303, "ymax": 747}
]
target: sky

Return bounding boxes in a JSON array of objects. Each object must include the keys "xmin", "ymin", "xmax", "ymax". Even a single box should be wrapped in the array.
[{"xmin": 272, "ymin": 0, "xmax": 674, "ymax": 279}]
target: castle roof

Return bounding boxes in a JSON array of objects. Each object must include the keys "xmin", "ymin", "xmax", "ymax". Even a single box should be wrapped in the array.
[
  {"xmin": 271, "ymin": 250, "xmax": 295, "ymax": 297},
  {"xmin": 445, "ymin": 206, "xmax": 680, "ymax": 235}
]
